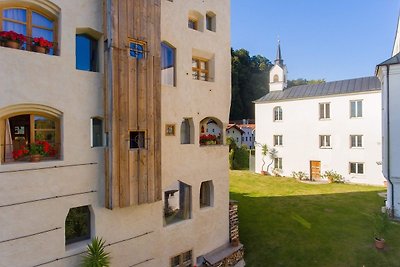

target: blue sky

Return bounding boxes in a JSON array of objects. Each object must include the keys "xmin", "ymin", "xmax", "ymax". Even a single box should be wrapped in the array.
[{"xmin": 231, "ymin": 0, "xmax": 400, "ymax": 82}]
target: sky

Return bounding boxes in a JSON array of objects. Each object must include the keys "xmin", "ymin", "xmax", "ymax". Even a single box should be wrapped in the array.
[{"xmin": 231, "ymin": 0, "xmax": 400, "ymax": 82}]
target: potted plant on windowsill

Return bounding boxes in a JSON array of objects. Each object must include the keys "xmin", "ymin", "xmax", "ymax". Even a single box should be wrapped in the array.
[
  {"xmin": 12, "ymin": 140, "xmax": 56, "ymax": 162},
  {"xmin": 374, "ymin": 211, "xmax": 390, "ymax": 249},
  {"xmin": 32, "ymin": 37, "xmax": 53, "ymax": 54},
  {"xmin": 0, "ymin": 30, "xmax": 26, "ymax": 49}
]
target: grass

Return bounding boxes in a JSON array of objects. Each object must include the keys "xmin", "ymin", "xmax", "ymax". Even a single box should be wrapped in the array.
[{"xmin": 230, "ymin": 170, "xmax": 400, "ymax": 267}]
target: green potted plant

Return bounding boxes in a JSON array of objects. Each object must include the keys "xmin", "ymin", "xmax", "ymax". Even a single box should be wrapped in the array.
[
  {"xmin": 374, "ymin": 211, "xmax": 390, "ymax": 249},
  {"xmin": 81, "ymin": 237, "xmax": 111, "ymax": 267}
]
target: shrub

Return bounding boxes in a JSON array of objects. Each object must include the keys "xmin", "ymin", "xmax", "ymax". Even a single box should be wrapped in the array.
[
  {"xmin": 232, "ymin": 146, "xmax": 249, "ymax": 170},
  {"xmin": 322, "ymin": 170, "xmax": 345, "ymax": 183},
  {"xmin": 292, "ymin": 171, "xmax": 309, "ymax": 180},
  {"xmin": 81, "ymin": 237, "xmax": 111, "ymax": 267}
]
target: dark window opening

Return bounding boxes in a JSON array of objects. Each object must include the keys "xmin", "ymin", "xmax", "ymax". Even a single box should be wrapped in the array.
[
  {"xmin": 130, "ymin": 131, "xmax": 145, "ymax": 149},
  {"xmin": 65, "ymin": 206, "xmax": 91, "ymax": 245},
  {"xmin": 76, "ymin": 34, "xmax": 98, "ymax": 72}
]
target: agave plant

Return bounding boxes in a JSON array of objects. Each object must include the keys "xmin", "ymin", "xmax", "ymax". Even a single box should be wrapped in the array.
[{"xmin": 81, "ymin": 237, "xmax": 111, "ymax": 267}]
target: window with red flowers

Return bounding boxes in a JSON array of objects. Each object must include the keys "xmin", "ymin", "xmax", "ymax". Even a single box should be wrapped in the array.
[
  {"xmin": 2, "ymin": 114, "xmax": 60, "ymax": 163},
  {"xmin": 0, "ymin": 5, "xmax": 58, "ymax": 54}
]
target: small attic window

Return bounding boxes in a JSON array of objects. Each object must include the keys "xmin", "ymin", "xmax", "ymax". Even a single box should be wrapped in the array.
[{"xmin": 129, "ymin": 39, "xmax": 146, "ymax": 59}]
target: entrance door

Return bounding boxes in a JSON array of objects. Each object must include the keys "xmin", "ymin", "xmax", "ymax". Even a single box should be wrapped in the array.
[{"xmin": 310, "ymin": 161, "xmax": 321, "ymax": 180}]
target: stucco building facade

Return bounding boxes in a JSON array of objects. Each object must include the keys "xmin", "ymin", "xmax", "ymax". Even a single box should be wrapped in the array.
[
  {"xmin": 255, "ymin": 45, "xmax": 385, "ymax": 185},
  {"xmin": 0, "ymin": 1, "xmax": 241, "ymax": 266}
]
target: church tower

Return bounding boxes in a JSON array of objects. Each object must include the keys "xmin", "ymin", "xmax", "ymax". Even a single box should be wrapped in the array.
[{"xmin": 269, "ymin": 40, "xmax": 288, "ymax": 91}]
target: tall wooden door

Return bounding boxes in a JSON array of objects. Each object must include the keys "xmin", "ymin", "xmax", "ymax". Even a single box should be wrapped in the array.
[{"xmin": 310, "ymin": 161, "xmax": 321, "ymax": 180}]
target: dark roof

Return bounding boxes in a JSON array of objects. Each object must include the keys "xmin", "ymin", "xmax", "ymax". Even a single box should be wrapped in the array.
[
  {"xmin": 377, "ymin": 52, "xmax": 400, "ymax": 66},
  {"xmin": 254, "ymin": 76, "xmax": 381, "ymax": 103}
]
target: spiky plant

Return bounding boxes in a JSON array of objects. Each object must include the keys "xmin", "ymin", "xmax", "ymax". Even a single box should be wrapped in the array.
[{"xmin": 81, "ymin": 237, "xmax": 111, "ymax": 267}]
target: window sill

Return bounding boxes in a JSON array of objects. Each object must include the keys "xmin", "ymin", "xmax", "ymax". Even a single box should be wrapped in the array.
[
  {"xmin": 350, "ymin": 147, "xmax": 364, "ymax": 149},
  {"xmin": 200, "ymin": 206, "xmax": 213, "ymax": 211},
  {"xmin": 65, "ymin": 239, "xmax": 91, "ymax": 255},
  {"xmin": 319, "ymin": 118, "xmax": 331, "ymax": 121},
  {"xmin": 320, "ymin": 147, "xmax": 332, "ymax": 149},
  {"xmin": 350, "ymin": 117, "xmax": 363, "ymax": 119}
]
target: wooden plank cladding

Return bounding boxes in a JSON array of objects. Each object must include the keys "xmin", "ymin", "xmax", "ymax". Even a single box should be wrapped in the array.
[{"xmin": 104, "ymin": 0, "xmax": 161, "ymax": 209}]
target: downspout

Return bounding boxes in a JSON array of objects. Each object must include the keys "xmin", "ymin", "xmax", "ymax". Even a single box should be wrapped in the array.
[
  {"xmin": 106, "ymin": 0, "xmax": 113, "ymax": 209},
  {"xmin": 385, "ymin": 64, "xmax": 394, "ymax": 216}
]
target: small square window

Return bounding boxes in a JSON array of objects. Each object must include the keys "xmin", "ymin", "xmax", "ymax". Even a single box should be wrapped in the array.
[
  {"xmin": 130, "ymin": 131, "xmax": 145, "ymax": 149},
  {"xmin": 129, "ymin": 40, "xmax": 146, "ymax": 59},
  {"xmin": 188, "ymin": 18, "xmax": 197, "ymax": 30}
]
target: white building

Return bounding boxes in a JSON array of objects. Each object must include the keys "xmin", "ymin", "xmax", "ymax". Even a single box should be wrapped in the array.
[
  {"xmin": 238, "ymin": 123, "xmax": 255, "ymax": 149},
  {"xmin": 0, "ymin": 1, "xmax": 243, "ymax": 266},
  {"xmin": 226, "ymin": 124, "xmax": 244, "ymax": 146},
  {"xmin": 255, "ymin": 44, "xmax": 385, "ymax": 185},
  {"xmin": 376, "ymin": 14, "xmax": 400, "ymax": 216}
]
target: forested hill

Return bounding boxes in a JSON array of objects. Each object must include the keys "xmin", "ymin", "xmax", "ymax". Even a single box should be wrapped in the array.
[{"xmin": 230, "ymin": 48, "xmax": 325, "ymax": 121}]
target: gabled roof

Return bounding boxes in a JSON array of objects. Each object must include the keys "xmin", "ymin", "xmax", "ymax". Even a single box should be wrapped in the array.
[
  {"xmin": 226, "ymin": 124, "xmax": 244, "ymax": 134},
  {"xmin": 254, "ymin": 76, "xmax": 380, "ymax": 103},
  {"xmin": 238, "ymin": 124, "xmax": 255, "ymax": 130},
  {"xmin": 377, "ymin": 52, "xmax": 400, "ymax": 66}
]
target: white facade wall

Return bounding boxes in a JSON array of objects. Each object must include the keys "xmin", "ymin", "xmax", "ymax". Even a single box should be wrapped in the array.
[
  {"xmin": 240, "ymin": 126, "xmax": 255, "ymax": 149},
  {"xmin": 378, "ymin": 64, "xmax": 400, "ymax": 216},
  {"xmin": 226, "ymin": 128, "xmax": 242, "ymax": 146},
  {"xmin": 0, "ymin": 0, "xmax": 231, "ymax": 266},
  {"xmin": 255, "ymin": 91, "xmax": 385, "ymax": 186}
]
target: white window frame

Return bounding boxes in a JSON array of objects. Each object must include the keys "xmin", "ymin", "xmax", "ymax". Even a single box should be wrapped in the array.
[
  {"xmin": 350, "ymin": 100, "xmax": 363, "ymax": 118},
  {"xmin": 319, "ymin": 135, "xmax": 331, "ymax": 148},
  {"xmin": 274, "ymin": 157, "xmax": 282, "ymax": 169},
  {"xmin": 273, "ymin": 106, "xmax": 283, "ymax": 121},
  {"xmin": 350, "ymin": 135, "xmax": 363, "ymax": 148},
  {"xmin": 319, "ymin": 102, "xmax": 330, "ymax": 119},
  {"xmin": 350, "ymin": 162, "xmax": 364, "ymax": 174},
  {"xmin": 273, "ymin": 135, "xmax": 283, "ymax": 146}
]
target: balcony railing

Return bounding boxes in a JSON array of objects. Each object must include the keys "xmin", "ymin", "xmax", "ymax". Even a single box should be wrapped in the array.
[{"xmin": 0, "ymin": 36, "xmax": 58, "ymax": 56}]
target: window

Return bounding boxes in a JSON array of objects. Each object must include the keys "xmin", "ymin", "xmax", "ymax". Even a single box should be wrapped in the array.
[
  {"xmin": 129, "ymin": 39, "xmax": 145, "ymax": 59},
  {"xmin": 200, "ymin": 181, "xmax": 213, "ymax": 208},
  {"xmin": 161, "ymin": 42, "xmax": 176, "ymax": 86},
  {"xmin": 188, "ymin": 18, "xmax": 197, "ymax": 30},
  {"xmin": 130, "ymin": 131, "xmax": 145, "ymax": 149},
  {"xmin": 199, "ymin": 117, "xmax": 222, "ymax": 145},
  {"xmin": 319, "ymin": 103, "xmax": 330, "ymax": 119},
  {"xmin": 273, "ymin": 106, "xmax": 283, "ymax": 121},
  {"xmin": 273, "ymin": 74, "xmax": 279, "ymax": 82},
  {"xmin": 91, "ymin": 118, "xmax": 103, "ymax": 147},
  {"xmin": 206, "ymin": 12, "xmax": 216, "ymax": 32},
  {"xmin": 76, "ymin": 34, "xmax": 98, "ymax": 72},
  {"xmin": 171, "ymin": 250, "xmax": 192, "ymax": 267},
  {"xmin": 350, "ymin": 135, "xmax": 363, "ymax": 148},
  {"xmin": 2, "ymin": 114, "xmax": 60, "ymax": 163},
  {"xmin": 350, "ymin": 100, "xmax": 363, "ymax": 118},
  {"xmin": 273, "ymin": 135, "xmax": 283, "ymax": 146},
  {"xmin": 319, "ymin": 135, "xmax": 331, "ymax": 148},
  {"xmin": 181, "ymin": 118, "xmax": 193, "ymax": 144},
  {"xmin": 65, "ymin": 206, "xmax": 91, "ymax": 245},
  {"xmin": 0, "ymin": 6, "xmax": 57, "ymax": 54},
  {"xmin": 274, "ymin": 157, "xmax": 282, "ymax": 169},
  {"xmin": 192, "ymin": 57, "xmax": 208, "ymax": 81},
  {"xmin": 350, "ymin": 162, "xmax": 364, "ymax": 174},
  {"xmin": 164, "ymin": 181, "xmax": 192, "ymax": 225}
]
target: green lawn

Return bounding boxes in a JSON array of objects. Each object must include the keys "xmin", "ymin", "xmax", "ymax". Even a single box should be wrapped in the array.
[{"xmin": 229, "ymin": 170, "xmax": 400, "ymax": 267}]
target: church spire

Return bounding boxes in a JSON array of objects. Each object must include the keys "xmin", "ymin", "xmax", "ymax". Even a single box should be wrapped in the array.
[{"xmin": 275, "ymin": 39, "xmax": 284, "ymax": 66}]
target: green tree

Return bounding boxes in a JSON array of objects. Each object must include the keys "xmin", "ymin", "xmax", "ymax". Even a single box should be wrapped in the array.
[
  {"xmin": 230, "ymin": 49, "xmax": 272, "ymax": 120},
  {"xmin": 287, "ymin": 78, "xmax": 325, "ymax": 87}
]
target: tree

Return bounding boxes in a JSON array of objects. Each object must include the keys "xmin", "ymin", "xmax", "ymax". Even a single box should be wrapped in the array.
[
  {"xmin": 230, "ymin": 49, "xmax": 273, "ymax": 120},
  {"xmin": 266, "ymin": 148, "xmax": 278, "ymax": 174},
  {"xmin": 287, "ymin": 78, "xmax": 325, "ymax": 88}
]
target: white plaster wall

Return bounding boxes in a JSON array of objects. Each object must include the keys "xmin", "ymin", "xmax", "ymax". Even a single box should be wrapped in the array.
[
  {"xmin": 378, "ymin": 64, "xmax": 400, "ymax": 216},
  {"xmin": 255, "ymin": 91, "xmax": 385, "ymax": 186},
  {"xmin": 0, "ymin": 0, "xmax": 231, "ymax": 266},
  {"xmin": 240, "ymin": 127, "xmax": 255, "ymax": 149},
  {"xmin": 161, "ymin": 0, "xmax": 231, "ymax": 265},
  {"xmin": 226, "ymin": 129, "xmax": 242, "ymax": 146}
]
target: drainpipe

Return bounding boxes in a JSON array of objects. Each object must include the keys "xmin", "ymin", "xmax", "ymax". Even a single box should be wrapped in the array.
[
  {"xmin": 385, "ymin": 64, "xmax": 394, "ymax": 216},
  {"xmin": 106, "ymin": 0, "xmax": 113, "ymax": 209}
]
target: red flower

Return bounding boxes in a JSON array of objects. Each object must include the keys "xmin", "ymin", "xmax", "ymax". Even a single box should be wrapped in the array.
[
  {"xmin": 32, "ymin": 37, "xmax": 53, "ymax": 49},
  {"xmin": 0, "ymin": 30, "xmax": 26, "ymax": 43}
]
